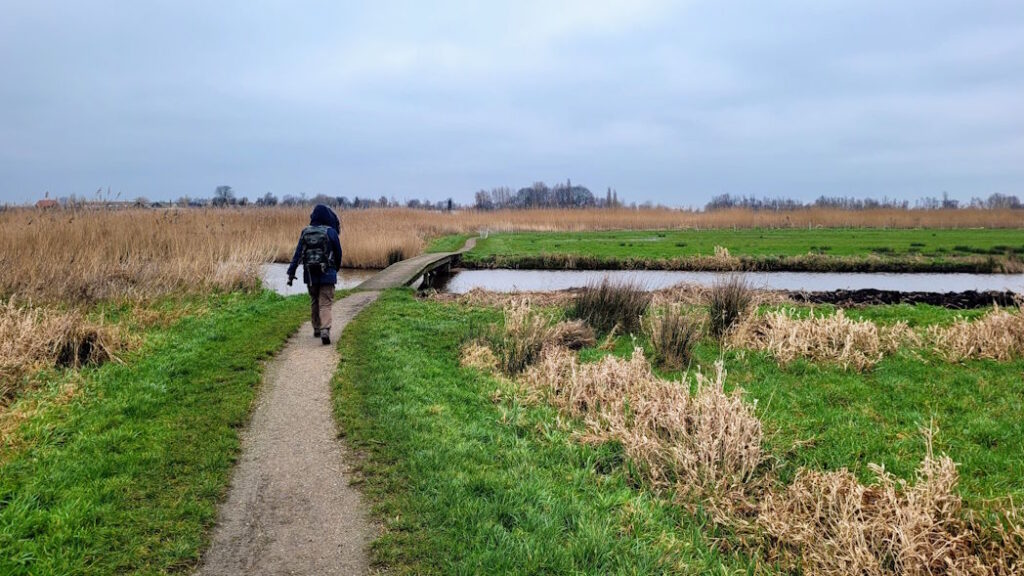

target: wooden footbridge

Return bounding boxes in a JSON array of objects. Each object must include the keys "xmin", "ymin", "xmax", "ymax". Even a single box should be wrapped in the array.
[{"xmin": 355, "ymin": 237, "xmax": 476, "ymax": 291}]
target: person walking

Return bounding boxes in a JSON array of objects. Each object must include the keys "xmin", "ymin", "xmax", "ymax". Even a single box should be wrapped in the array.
[{"xmin": 287, "ymin": 204, "xmax": 343, "ymax": 345}]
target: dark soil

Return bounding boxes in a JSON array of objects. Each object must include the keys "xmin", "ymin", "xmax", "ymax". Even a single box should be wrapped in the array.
[{"xmin": 788, "ymin": 289, "xmax": 1020, "ymax": 309}]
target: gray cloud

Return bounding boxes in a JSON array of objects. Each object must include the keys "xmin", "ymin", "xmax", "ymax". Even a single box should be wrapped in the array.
[{"xmin": 2, "ymin": 0, "xmax": 1022, "ymax": 205}]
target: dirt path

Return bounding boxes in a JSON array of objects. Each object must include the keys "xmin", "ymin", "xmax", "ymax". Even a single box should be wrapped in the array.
[{"xmin": 197, "ymin": 291, "xmax": 380, "ymax": 576}]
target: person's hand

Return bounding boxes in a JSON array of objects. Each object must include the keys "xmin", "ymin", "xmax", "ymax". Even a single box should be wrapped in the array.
[{"xmin": 287, "ymin": 276, "xmax": 294, "ymax": 287}]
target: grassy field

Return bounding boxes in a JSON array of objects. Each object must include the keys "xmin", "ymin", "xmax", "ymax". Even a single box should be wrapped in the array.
[
  {"xmin": 334, "ymin": 290, "xmax": 1023, "ymax": 573},
  {"xmin": 455, "ymin": 229, "xmax": 1024, "ymax": 272},
  {"xmin": 0, "ymin": 292, "xmax": 306, "ymax": 575},
  {"xmin": 333, "ymin": 290, "xmax": 758, "ymax": 574}
]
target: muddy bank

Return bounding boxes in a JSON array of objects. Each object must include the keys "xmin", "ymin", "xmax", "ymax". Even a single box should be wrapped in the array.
[{"xmin": 788, "ymin": 289, "xmax": 1020, "ymax": 309}]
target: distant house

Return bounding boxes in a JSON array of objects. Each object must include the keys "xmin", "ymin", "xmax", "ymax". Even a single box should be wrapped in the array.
[{"xmin": 35, "ymin": 198, "xmax": 59, "ymax": 209}]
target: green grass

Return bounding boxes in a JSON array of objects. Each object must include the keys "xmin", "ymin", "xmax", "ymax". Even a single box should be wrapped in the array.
[
  {"xmin": 426, "ymin": 233, "xmax": 472, "ymax": 253},
  {"xmin": 332, "ymin": 290, "xmax": 760, "ymax": 575},
  {"xmin": 456, "ymin": 229, "xmax": 1024, "ymax": 272},
  {"xmin": 0, "ymin": 291, "xmax": 307, "ymax": 575},
  {"xmin": 730, "ymin": 346, "xmax": 1024, "ymax": 503}
]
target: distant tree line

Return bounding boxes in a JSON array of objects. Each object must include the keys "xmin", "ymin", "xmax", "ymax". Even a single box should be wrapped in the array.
[
  {"xmin": 26, "ymin": 183, "xmax": 1021, "ymax": 212},
  {"xmin": 705, "ymin": 192, "xmax": 1023, "ymax": 211},
  {"xmin": 472, "ymin": 180, "xmax": 623, "ymax": 210}
]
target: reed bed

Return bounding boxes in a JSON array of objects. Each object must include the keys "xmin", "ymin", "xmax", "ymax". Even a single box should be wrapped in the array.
[
  {"xmin": 4, "ymin": 205, "xmax": 1022, "ymax": 303},
  {"xmin": 730, "ymin": 306, "xmax": 1024, "ymax": 370}
]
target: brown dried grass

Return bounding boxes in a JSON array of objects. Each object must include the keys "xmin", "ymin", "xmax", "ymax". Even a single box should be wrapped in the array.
[
  {"xmin": 759, "ymin": 429, "xmax": 1023, "ymax": 575},
  {"xmin": 494, "ymin": 299, "xmax": 1023, "ymax": 571},
  {"xmin": 523, "ymin": 350, "xmax": 762, "ymax": 501},
  {"xmin": 729, "ymin": 309, "xmax": 918, "ymax": 371},
  {"xmin": 459, "ymin": 342, "xmax": 499, "ymax": 372},
  {"xmin": 483, "ymin": 299, "xmax": 556, "ymax": 375},
  {"xmin": 548, "ymin": 319, "xmax": 597, "ymax": 351},
  {"xmin": 927, "ymin": 306, "xmax": 1024, "ymax": 362},
  {"xmin": 0, "ymin": 299, "xmax": 125, "ymax": 402}
]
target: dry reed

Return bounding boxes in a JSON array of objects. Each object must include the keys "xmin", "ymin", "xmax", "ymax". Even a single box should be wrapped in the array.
[
  {"xmin": 728, "ymin": 309, "xmax": 917, "ymax": 371},
  {"xmin": 494, "ymin": 299, "xmax": 1022, "ymax": 571},
  {"xmin": 708, "ymin": 276, "xmax": 754, "ymax": 339},
  {"xmin": 548, "ymin": 319, "xmax": 596, "ymax": 351},
  {"xmin": 523, "ymin": 350, "xmax": 763, "ymax": 501},
  {"xmin": 759, "ymin": 429, "xmax": 1023, "ymax": 575},
  {"xmin": 1, "ymin": 299, "xmax": 124, "ymax": 402},
  {"xmin": 569, "ymin": 279, "xmax": 651, "ymax": 334},
  {"xmin": 483, "ymin": 299, "xmax": 555, "ymax": 375},
  {"xmin": 926, "ymin": 306, "xmax": 1024, "ymax": 362}
]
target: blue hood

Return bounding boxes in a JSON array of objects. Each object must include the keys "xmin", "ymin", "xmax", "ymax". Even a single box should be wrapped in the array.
[{"xmin": 310, "ymin": 204, "xmax": 340, "ymax": 232}]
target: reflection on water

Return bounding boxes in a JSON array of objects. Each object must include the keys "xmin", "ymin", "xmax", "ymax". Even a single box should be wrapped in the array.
[
  {"xmin": 442, "ymin": 269, "xmax": 1024, "ymax": 294},
  {"xmin": 260, "ymin": 264, "xmax": 378, "ymax": 295}
]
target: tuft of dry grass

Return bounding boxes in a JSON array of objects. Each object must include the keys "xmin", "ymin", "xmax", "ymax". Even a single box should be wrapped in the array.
[
  {"xmin": 927, "ymin": 306, "xmax": 1024, "ymax": 362},
  {"xmin": 646, "ymin": 305, "xmax": 702, "ymax": 370},
  {"xmin": 569, "ymin": 279, "xmax": 651, "ymax": 334},
  {"xmin": 708, "ymin": 275, "xmax": 754, "ymax": 339},
  {"xmin": 759, "ymin": 428, "xmax": 1023, "ymax": 575},
  {"xmin": 483, "ymin": 300, "xmax": 556, "ymax": 375},
  {"xmin": 1, "ymin": 299, "xmax": 125, "ymax": 402},
  {"xmin": 728, "ymin": 309, "xmax": 916, "ymax": 371},
  {"xmin": 459, "ymin": 342, "xmax": 499, "ymax": 372},
  {"xmin": 548, "ymin": 319, "xmax": 596, "ymax": 350},
  {"xmin": 524, "ymin": 350, "xmax": 763, "ymax": 501}
]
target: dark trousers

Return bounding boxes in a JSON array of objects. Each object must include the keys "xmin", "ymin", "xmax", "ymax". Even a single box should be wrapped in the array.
[{"xmin": 308, "ymin": 283, "xmax": 335, "ymax": 333}]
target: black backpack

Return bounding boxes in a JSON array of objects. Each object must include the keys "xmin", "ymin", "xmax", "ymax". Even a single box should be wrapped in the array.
[{"xmin": 300, "ymin": 225, "xmax": 333, "ymax": 275}]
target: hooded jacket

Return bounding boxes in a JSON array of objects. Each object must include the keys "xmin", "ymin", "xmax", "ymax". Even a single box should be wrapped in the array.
[{"xmin": 287, "ymin": 204, "xmax": 343, "ymax": 285}]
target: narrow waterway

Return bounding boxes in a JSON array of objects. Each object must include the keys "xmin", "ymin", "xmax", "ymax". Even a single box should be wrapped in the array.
[
  {"xmin": 439, "ymin": 269, "xmax": 1024, "ymax": 294},
  {"xmin": 261, "ymin": 264, "xmax": 1024, "ymax": 296}
]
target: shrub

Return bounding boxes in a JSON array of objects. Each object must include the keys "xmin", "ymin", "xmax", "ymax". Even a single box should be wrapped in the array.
[
  {"xmin": 647, "ymin": 306, "xmax": 701, "ymax": 370},
  {"xmin": 569, "ymin": 279, "xmax": 651, "ymax": 334},
  {"xmin": 708, "ymin": 275, "xmax": 753, "ymax": 338}
]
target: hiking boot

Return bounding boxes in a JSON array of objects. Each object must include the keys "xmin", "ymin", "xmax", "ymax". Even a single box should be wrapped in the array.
[
  {"xmin": 313, "ymin": 328, "xmax": 320, "ymax": 338},
  {"xmin": 321, "ymin": 328, "xmax": 331, "ymax": 345}
]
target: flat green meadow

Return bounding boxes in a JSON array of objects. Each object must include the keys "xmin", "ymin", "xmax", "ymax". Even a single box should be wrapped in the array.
[{"xmin": 446, "ymin": 228, "xmax": 1024, "ymax": 272}]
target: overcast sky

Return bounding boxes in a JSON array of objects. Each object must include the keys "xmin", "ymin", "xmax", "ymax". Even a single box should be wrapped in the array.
[{"xmin": 2, "ymin": 1, "xmax": 1023, "ymax": 206}]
